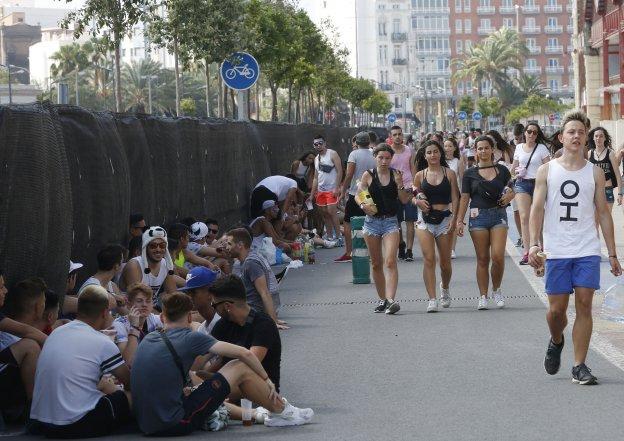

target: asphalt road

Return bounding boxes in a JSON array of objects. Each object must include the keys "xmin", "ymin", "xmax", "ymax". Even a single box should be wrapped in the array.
[{"xmin": 12, "ymin": 229, "xmax": 624, "ymax": 440}]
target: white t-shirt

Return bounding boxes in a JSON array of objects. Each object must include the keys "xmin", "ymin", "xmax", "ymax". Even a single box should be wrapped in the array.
[
  {"xmin": 254, "ymin": 176, "xmax": 297, "ymax": 201},
  {"xmin": 78, "ymin": 277, "xmax": 115, "ymax": 296},
  {"xmin": 513, "ymin": 143, "xmax": 550, "ymax": 179},
  {"xmin": 197, "ymin": 313, "xmax": 221, "ymax": 335},
  {"xmin": 30, "ymin": 320, "xmax": 125, "ymax": 426},
  {"xmin": 112, "ymin": 313, "xmax": 163, "ymax": 343}
]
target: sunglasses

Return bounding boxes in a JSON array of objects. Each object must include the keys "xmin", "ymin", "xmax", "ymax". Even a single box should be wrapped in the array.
[
  {"xmin": 210, "ymin": 299, "xmax": 232, "ymax": 308},
  {"xmin": 208, "ymin": 228, "xmax": 218, "ymax": 234},
  {"xmin": 148, "ymin": 242, "xmax": 166, "ymax": 250},
  {"xmin": 525, "ymin": 129, "xmax": 537, "ymax": 135},
  {"xmin": 313, "ymin": 141, "xmax": 324, "ymax": 146}
]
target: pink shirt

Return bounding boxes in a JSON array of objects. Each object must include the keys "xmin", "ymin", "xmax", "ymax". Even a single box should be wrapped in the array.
[{"xmin": 390, "ymin": 145, "xmax": 414, "ymax": 187}]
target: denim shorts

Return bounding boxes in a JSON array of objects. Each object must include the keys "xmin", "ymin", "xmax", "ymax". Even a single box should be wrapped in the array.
[
  {"xmin": 513, "ymin": 179, "xmax": 535, "ymax": 196},
  {"xmin": 416, "ymin": 212, "xmax": 452, "ymax": 238},
  {"xmin": 363, "ymin": 215, "xmax": 400, "ymax": 237},
  {"xmin": 468, "ymin": 207, "xmax": 508, "ymax": 231},
  {"xmin": 397, "ymin": 201, "xmax": 418, "ymax": 222},
  {"xmin": 545, "ymin": 256, "xmax": 600, "ymax": 295},
  {"xmin": 605, "ymin": 187, "xmax": 614, "ymax": 203}
]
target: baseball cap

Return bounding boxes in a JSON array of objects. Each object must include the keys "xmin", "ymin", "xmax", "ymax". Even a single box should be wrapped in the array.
[
  {"xmin": 179, "ymin": 267, "xmax": 219, "ymax": 291},
  {"xmin": 69, "ymin": 260, "xmax": 83, "ymax": 274},
  {"xmin": 262, "ymin": 200, "xmax": 277, "ymax": 211},
  {"xmin": 189, "ymin": 222, "xmax": 209, "ymax": 241},
  {"xmin": 355, "ymin": 131, "xmax": 371, "ymax": 145}
]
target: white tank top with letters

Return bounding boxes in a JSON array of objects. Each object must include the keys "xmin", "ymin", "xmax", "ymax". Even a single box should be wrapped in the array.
[{"xmin": 543, "ymin": 160, "xmax": 600, "ymax": 259}]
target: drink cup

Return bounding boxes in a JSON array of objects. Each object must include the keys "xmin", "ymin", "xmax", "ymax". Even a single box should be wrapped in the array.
[
  {"xmin": 535, "ymin": 251, "xmax": 547, "ymax": 277},
  {"xmin": 241, "ymin": 398, "xmax": 253, "ymax": 426}
]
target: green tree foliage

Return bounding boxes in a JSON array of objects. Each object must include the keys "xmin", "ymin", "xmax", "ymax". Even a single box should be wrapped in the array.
[
  {"xmin": 362, "ymin": 90, "xmax": 392, "ymax": 116},
  {"xmin": 516, "ymin": 74, "xmax": 545, "ymax": 97},
  {"xmin": 180, "ymin": 97, "xmax": 196, "ymax": 115},
  {"xmin": 476, "ymin": 97, "xmax": 501, "ymax": 119},
  {"xmin": 505, "ymin": 94, "xmax": 567, "ymax": 123},
  {"xmin": 458, "ymin": 96, "xmax": 475, "ymax": 113}
]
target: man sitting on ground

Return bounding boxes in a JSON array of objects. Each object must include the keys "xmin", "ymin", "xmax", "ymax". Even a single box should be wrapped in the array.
[
  {"xmin": 61, "ymin": 260, "xmax": 84, "ymax": 317},
  {"xmin": 186, "ymin": 221, "xmax": 230, "ymax": 274},
  {"xmin": 169, "ymin": 223, "xmax": 219, "ymax": 274},
  {"xmin": 209, "ymin": 275, "xmax": 282, "ymax": 392},
  {"xmin": 112, "ymin": 283, "xmax": 163, "ymax": 367},
  {"xmin": 30, "ymin": 286, "xmax": 131, "ymax": 438},
  {"xmin": 131, "ymin": 291, "xmax": 312, "ymax": 435},
  {"xmin": 78, "ymin": 244, "xmax": 127, "ymax": 313},
  {"xmin": 179, "ymin": 267, "xmax": 221, "ymax": 335},
  {"xmin": 128, "ymin": 213, "xmax": 146, "ymax": 243},
  {"xmin": 225, "ymin": 228, "xmax": 287, "ymax": 330}
]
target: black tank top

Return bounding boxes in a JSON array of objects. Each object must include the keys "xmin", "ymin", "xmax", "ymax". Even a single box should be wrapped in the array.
[
  {"xmin": 368, "ymin": 168, "xmax": 399, "ymax": 216},
  {"xmin": 421, "ymin": 168, "xmax": 452, "ymax": 205},
  {"xmin": 589, "ymin": 148, "xmax": 615, "ymax": 184}
]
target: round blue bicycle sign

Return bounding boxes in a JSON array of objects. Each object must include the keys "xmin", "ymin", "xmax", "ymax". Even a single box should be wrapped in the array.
[{"xmin": 220, "ymin": 52, "xmax": 260, "ymax": 90}]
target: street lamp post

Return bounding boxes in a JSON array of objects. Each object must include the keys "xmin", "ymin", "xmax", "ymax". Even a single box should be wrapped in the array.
[
  {"xmin": 1, "ymin": 64, "xmax": 28, "ymax": 104},
  {"xmin": 141, "ymin": 75, "xmax": 158, "ymax": 114}
]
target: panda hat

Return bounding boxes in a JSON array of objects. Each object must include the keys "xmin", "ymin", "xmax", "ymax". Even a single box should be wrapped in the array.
[{"xmin": 142, "ymin": 226, "xmax": 174, "ymax": 275}]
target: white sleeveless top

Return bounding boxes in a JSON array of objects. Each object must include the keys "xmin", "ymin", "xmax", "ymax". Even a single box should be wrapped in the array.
[
  {"xmin": 446, "ymin": 157, "xmax": 459, "ymax": 174},
  {"xmin": 543, "ymin": 160, "xmax": 601, "ymax": 259},
  {"xmin": 315, "ymin": 149, "xmax": 338, "ymax": 192},
  {"xmin": 249, "ymin": 216, "xmax": 266, "ymax": 250},
  {"xmin": 131, "ymin": 256, "xmax": 168, "ymax": 305},
  {"xmin": 295, "ymin": 162, "xmax": 309, "ymax": 180}
]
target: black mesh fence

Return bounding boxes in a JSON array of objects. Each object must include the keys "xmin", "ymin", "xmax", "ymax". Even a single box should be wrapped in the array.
[{"xmin": 0, "ymin": 103, "xmax": 356, "ymax": 294}]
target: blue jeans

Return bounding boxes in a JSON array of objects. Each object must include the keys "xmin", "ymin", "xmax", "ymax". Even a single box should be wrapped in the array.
[
  {"xmin": 468, "ymin": 207, "xmax": 508, "ymax": 231},
  {"xmin": 363, "ymin": 215, "xmax": 400, "ymax": 237},
  {"xmin": 513, "ymin": 179, "xmax": 535, "ymax": 196}
]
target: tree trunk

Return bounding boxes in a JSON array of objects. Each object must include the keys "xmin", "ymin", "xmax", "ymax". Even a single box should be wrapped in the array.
[
  {"xmin": 113, "ymin": 34, "xmax": 122, "ymax": 112},
  {"xmin": 308, "ymin": 88, "xmax": 314, "ymax": 122},
  {"xmin": 270, "ymin": 84, "xmax": 278, "ymax": 122},
  {"xmin": 295, "ymin": 87, "xmax": 301, "ymax": 124},
  {"xmin": 174, "ymin": 37, "xmax": 181, "ymax": 116},
  {"xmin": 223, "ymin": 83, "xmax": 229, "ymax": 118},
  {"xmin": 287, "ymin": 83, "xmax": 293, "ymax": 123},
  {"xmin": 255, "ymin": 82, "xmax": 260, "ymax": 120},
  {"xmin": 204, "ymin": 60, "xmax": 211, "ymax": 117},
  {"xmin": 218, "ymin": 74, "xmax": 224, "ymax": 118}
]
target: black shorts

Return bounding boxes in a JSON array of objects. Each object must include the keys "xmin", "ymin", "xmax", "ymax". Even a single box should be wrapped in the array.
[
  {"xmin": 250, "ymin": 186, "xmax": 278, "ymax": 218},
  {"xmin": 344, "ymin": 194, "xmax": 365, "ymax": 223},
  {"xmin": 0, "ymin": 348, "xmax": 27, "ymax": 414},
  {"xmin": 37, "ymin": 390, "xmax": 131, "ymax": 439},
  {"xmin": 151, "ymin": 373, "xmax": 231, "ymax": 436}
]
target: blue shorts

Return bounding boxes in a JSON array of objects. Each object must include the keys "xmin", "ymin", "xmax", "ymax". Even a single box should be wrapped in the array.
[
  {"xmin": 363, "ymin": 215, "xmax": 400, "ymax": 237},
  {"xmin": 545, "ymin": 256, "xmax": 601, "ymax": 295},
  {"xmin": 513, "ymin": 179, "xmax": 535, "ymax": 196},
  {"xmin": 416, "ymin": 211, "xmax": 452, "ymax": 238},
  {"xmin": 468, "ymin": 207, "xmax": 508, "ymax": 231},
  {"xmin": 397, "ymin": 201, "xmax": 418, "ymax": 222},
  {"xmin": 605, "ymin": 187, "xmax": 614, "ymax": 203}
]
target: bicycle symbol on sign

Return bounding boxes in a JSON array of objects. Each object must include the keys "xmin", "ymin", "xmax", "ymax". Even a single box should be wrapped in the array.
[{"xmin": 225, "ymin": 64, "xmax": 255, "ymax": 80}]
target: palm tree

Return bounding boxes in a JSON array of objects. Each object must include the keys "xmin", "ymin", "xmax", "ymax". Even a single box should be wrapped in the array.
[
  {"xmin": 121, "ymin": 59, "xmax": 162, "ymax": 112},
  {"xmin": 516, "ymin": 73, "xmax": 545, "ymax": 97},
  {"xmin": 50, "ymin": 43, "xmax": 89, "ymax": 79}
]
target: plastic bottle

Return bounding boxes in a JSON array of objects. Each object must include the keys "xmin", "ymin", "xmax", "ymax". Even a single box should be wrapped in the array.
[
  {"xmin": 303, "ymin": 242, "xmax": 310, "ymax": 263},
  {"xmin": 601, "ymin": 282, "xmax": 624, "ymax": 324},
  {"xmin": 308, "ymin": 242, "xmax": 316, "ymax": 264}
]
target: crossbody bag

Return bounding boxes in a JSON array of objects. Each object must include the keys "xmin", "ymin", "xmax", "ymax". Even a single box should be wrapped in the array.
[{"xmin": 159, "ymin": 329, "xmax": 192, "ymax": 388}]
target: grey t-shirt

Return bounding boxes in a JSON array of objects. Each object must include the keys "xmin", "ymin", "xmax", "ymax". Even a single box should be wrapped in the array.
[
  {"xmin": 130, "ymin": 328, "xmax": 217, "ymax": 434},
  {"xmin": 347, "ymin": 148, "xmax": 376, "ymax": 195},
  {"xmin": 241, "ymin": 251, "xmax": 280, "ymax": 315}
]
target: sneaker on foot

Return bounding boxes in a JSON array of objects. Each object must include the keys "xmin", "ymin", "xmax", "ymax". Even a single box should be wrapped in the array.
[
  {"xmin": 477, "ymin": 295, "xmax": 489, "ymax": 310},
  {"xmin": 493, "ymin": 289, "xmax": 505, "ymax": 308},
  {"xmin": 385, "ymin": 300, "xmax": 400, "ymax": 314},
  {"xmin": 323, "ymin": 239, "xmax": 337, "ymax": 248},
  {"xmin": 427, "ymin": 298, "xmax": 438, "ymax": 313},
  {"xmin": 398, "ymin": 241, "xmax": 406, "ymax": 260},
  {"xmin": 334, "ymin": 253, "xmax": 352, "ymax": 263},
  {"xmin": 264, "ymin": 401, "xmax": 314, "ymax": 427},
  {"xmin": 440, "ymin": 283, "xmax": 451, "ymax": 308},
  {"xmin": 519, "ymin": 253, "xmax": 529, "ymax": 265},
  {"xmin": 374, "ymin": 299, "xmax": 388, "ymax": 313},
  {"xmin": 515, "ymin": 237, "xmax": 523, "ymax": 247},
  {"xmin": 544, "ymin": 335, "xmax": 564, "ymax": 375},
  {"xmin": 254, "ymin": 407, "xmax": 270, "ymax": 424},
  {"xmin": 405, "ymin": 249, "xmax": 414, "ymax": 262},
  {"xmin": 571, "ymin": 363, "xmax": 597, "ymax": 385},
  {"xmin": 451, "ymin": 250, "xmax": 457, "ymax": 259}
]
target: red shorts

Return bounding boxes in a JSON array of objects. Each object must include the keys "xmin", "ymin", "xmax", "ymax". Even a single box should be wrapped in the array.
[{"xmin": 315, "ymin": 191, "xmax": 338, "ymax": 206}]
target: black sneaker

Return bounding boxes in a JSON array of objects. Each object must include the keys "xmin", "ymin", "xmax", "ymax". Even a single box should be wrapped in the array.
[
  {"xmin": 374, "ymin": 299, "xmax": 388, "ymax": 313},
  {"xmin": 398, "ymin": 242, "xmax": 406, "ymax": 260},
  {"xmin": 544, "ymin": 335, "xmax": 564, "ymax": 375},
  {"xmin": 405, "ymin": 249, "xmax": 414, "ymax": 262},
  {"xmin": 515, "ymin": 238, "xmax": 523, "ymax": 247},
  {"xmin": 572, "ymin": 363, "xmax": 598, "ymax": 385}
]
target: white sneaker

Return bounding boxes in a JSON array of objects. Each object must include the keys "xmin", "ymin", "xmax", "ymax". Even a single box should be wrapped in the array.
[
  {"xmin": 264, "ymin": 400, "xmax": 314, "ymax": 427},
  {"xmin": 322, "ymin": 239, "xmax": 337, "ymax": 248},
  {"xmin": 451, "ymin": 250, "xmax": 456, "ymax": 259},
  {"xmin": 493, "ymin": 289, "xmax": 505, "ymax": 308},
  {"xmin": 439, "ymin": 283, "xmax": 451, "ymax": 308},
  {"xmin": 427, "ymin": 298, "xmax": 438, "ymax": 313},
  {"xmin": 478, "ymin": 295, "xmax": 489, "ymax": 310},
  {"xmin": 254, "ymin": 406, "xmax": 270, "ymax": 424}
]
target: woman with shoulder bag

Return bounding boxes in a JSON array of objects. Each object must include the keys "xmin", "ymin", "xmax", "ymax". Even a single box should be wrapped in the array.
[
  {"xmin": 456, "ymin": 135, "xmax": 515, "ymax": 310},
  {"xmin": 510, "ymin": 122, "xmax": 550, "ymax": 264},
  {"xmin": 412, "ymin": 140, "xmax": 460, "ymax": 312},
  {"xmin": 355, "ymin": 144, "xmax": 413, "ymax": 315}
]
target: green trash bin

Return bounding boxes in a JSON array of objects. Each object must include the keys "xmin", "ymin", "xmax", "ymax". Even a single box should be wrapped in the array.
[{"xmin": 351, "ymin": 216, "xmax": 370, "ymax": 284}]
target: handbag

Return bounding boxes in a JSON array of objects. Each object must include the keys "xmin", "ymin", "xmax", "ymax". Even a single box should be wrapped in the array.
[
  {"xmin": 423, "ymin": 209, "xmax": 451, "ymax": 225},
  {"xmin": 160, "ymin": 329, "xmax": 193, "ymax": 388},
  {"xmin": 318, "ymin": 162, "xmax": 335, "ymax": 173},
  {"xmin": 515, "ymin": 144, "xmax": 538, "ymax": 182}
]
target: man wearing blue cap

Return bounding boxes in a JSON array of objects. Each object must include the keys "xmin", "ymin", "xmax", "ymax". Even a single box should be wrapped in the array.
[{"xmin": 180, "ymin": 267, "xmax": 221, "ymax": 335}]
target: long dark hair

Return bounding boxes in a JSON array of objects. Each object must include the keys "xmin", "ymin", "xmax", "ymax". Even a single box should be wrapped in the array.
[
  {"xmin": 587, "ymin": 126, "xmax": 612, "ymax": 150},
  {"xmin": 444, "ymin": 137, "xmax": 460, "ymax": 159},
  {"xmin": 415, "ymin": 140, "xmax": 449, "ymax": 172},
  {"xmin": 524, "ymin": 122, "xmax": 549, "ymax": 147},
  {"xmin": 548, "ymin": 130, "xmax": 563, "ymax": 156},
  {"xmin": 486, "ymin": 130, "xmax": 514, "ymax": 162},
  {"xmin": 298, "ymin": 150, "xmax": 316, "ymax": 163}
]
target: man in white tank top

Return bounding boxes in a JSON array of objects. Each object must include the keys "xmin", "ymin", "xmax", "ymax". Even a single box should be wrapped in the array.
[{"xmin": 529, "ymin": 110, "xmax": 622, "ymax": 385}]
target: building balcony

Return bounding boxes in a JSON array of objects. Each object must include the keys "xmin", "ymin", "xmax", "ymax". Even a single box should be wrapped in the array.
[
  {"xmin": 477, "ymin": 5, "xmax": 496, "ymax": 14},
  {"xmin": 527, "ymin": 46, "xmax": 541, "ymax": 54},
  {"xmin": 500, "ymin": 5, "xmax": 516, "ymax": 14},
  {"xmin": 545, "ymin": 25, "xmax": 563, "ymax": 34},
  {"xmin": 545, "ymin": 66, "xmax": 565, "ymax": 74},
  {"xmin": 566, "ymin": 3, "xmax": 573, "ymax": 12},
  {"xmin": 418, "ymin": 69, "xmax": 451, "ymax": 76},
  {"xmin": 391, "ymin": 32, "xmax": 408, "ymax": 42},
  {"xmin": 522, "ymin": 26, "xmax": 541, "ymax": 34},
  {"xmin": 414, "ymin": 28, "xmax": 450, "ymax": 35},
  {"xmin": 478, "ymin": 26, "xmax": 495, "ymax": 35},
  {"xmin": 411, "ymin": 6, "xmax": 450, "ymax": 13},
  {"xmin": 413, "ymin": 48, "xmax": 451, "ymax": 56},
  {"xmin": 543, "ymin": 4, "xmax": 562, "ymax": 13},
  {"xmin": 522, "ymin": 5, "xmax": 540, "ymax": 13},
  {"xmin": 524, "ymin": 66, "xmax": 542, "ymax": 74},
  {"xmin": 544, "ymin": 45, "xmax": 563, "ymax": 54},
  {"xmin": 392, "ymin": 58, "xmax": 408, "ymax": 65}
]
